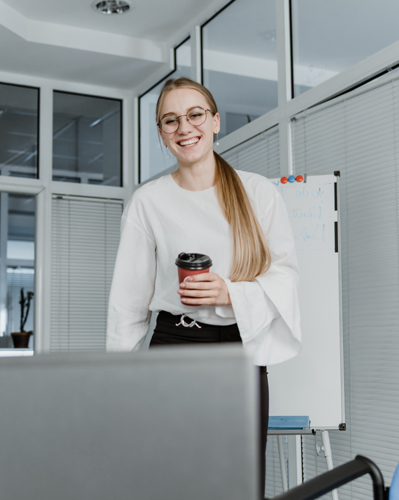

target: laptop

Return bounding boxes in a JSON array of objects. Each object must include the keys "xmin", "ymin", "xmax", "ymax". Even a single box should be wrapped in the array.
[{"xmin": 0, "ymin": 345, "xmax": 259, "ymax": 500}]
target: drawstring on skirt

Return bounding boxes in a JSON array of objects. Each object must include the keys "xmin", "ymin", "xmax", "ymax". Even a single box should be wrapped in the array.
[{"xmin": 175, "ymin": 314, "xmax": 202, "ymax": 329}]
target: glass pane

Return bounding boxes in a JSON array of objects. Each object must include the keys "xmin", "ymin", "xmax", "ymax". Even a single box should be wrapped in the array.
[
  {"xmin": 139, "ymin": 38, "xmax": 191, "ymax": 183},
  {"xmin": 176, "ymin": 38, "xmax": 191, "ymax": 78},
  {"xmin": 0, "ymin": 193, "xmax": 35, "ymax": 351},
  {"xmin": 292, "ymin": 0, "xmax": 399, "ymax": 97},
  {"xmin": 0, "ymin": 83, "xmax": 39, "ymax": 179},
  {"xmin": 202, "ymin": 0, "xmax": 277, "ymax": 139},
  {"xmin": 53, "ymin": 92, "xmax": 122, "ymax": 186}
]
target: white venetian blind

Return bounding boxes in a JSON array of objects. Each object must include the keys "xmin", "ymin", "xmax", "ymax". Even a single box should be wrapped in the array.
[
  {"xmin": 221, "ymin": 127, "xmax": 280, "ymax": 178},
  {"xmin": 51, "ymin": 197, "xmax": 122, "ymax": 352},
  {"xmin": 291, "ymin": 75, "xmax": 399, "ymax": 499},
  {"xmin": 265, "ymin": 436, "xmax": 288, "ymax": 497}
]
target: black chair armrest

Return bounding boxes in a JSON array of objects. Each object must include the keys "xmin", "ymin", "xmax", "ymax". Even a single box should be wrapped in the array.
[{"xmin": 265, "ymin": 455, "xmax": 385, "ymax": 500}]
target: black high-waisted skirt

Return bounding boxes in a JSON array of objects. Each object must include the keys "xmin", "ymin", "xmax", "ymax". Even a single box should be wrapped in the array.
[{"xmin": 150, "ymin": 310, "xmax": 269, "ymax": 495}]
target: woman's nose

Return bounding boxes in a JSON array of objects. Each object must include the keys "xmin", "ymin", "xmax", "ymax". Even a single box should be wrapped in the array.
[{"xmin": 177, "ymin": 115, "xmax": 193, "ymax": 133}]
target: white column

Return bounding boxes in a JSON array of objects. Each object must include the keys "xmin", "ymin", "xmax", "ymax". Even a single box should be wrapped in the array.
[
  {"xmin": 276, "ymin": 0, "xmax": 293, "ymax": 176},
  {"xmin": 190, "ymin": 25, "xmax": 202, "ymax": 83},
  {"xmin": 35, "ymin": 83, "xmax": 53, "ymax": 353}
]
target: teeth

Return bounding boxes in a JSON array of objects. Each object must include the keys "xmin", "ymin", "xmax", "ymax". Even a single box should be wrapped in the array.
[{"xmin": 179, "ymin": 138, "xmax": 199, "ymax": 146}]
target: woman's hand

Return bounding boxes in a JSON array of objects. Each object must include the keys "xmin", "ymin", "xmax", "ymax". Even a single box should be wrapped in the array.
[{"xmin": 177, "ymin": 273, "xmax": 232, "ymax": 306}]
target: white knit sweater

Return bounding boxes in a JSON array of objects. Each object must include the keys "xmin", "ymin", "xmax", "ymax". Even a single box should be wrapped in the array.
[{"xmin": 106, "ymin": 170, "xmax": 301, "ymax": 366}]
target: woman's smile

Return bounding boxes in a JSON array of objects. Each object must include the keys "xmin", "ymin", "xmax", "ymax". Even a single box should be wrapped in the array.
[{"xmin": 177, "ymin": 136, "xmax": 201, "ymax": 147}]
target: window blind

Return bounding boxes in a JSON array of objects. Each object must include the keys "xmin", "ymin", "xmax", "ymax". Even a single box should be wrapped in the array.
[
  {"xmin": 221, "ymin": 127, "xmax": 280, "ymax": 179},
  {"xmin": 51, "ymin": 197, "xmax": 122, "ymax": 352},
  {"xmin": 265, "ymin": 436, "xmax": 288, "ymax": 497},
  {"xmin": 292, "ymin": 75, "xmax": 399, "ymax": 499}
]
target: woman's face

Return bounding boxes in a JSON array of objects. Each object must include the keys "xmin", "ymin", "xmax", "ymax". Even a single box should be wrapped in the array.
[{"xmin": 158, "ymin": 88, "xmax": 220, "ymax": 167}]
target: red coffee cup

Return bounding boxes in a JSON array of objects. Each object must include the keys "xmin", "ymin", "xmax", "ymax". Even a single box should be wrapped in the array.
[{"xmin": 175, "ymin": 252, "xmax": 213, "ymax": 285}]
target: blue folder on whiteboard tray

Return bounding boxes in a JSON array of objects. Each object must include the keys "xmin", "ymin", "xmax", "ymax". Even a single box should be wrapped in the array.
[{"xmin": 268, "ymin": 416, "xmax": 310, "ymax": 431}]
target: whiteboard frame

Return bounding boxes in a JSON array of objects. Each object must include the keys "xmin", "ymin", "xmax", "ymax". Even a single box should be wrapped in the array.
[{"xmin": 268, "ymin": 173, "xmax": 345, "ymax": 433}]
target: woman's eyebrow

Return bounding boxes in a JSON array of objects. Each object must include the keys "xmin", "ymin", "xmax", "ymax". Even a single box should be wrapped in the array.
[{"xmin": 160, "ymin": 106, "xmax": 202, "ymax": 120}]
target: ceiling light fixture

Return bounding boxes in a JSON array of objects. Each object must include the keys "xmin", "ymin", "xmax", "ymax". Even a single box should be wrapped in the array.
[{"xmin": 91, "ymin": 1, "xmax": 131, "ymax": 15}]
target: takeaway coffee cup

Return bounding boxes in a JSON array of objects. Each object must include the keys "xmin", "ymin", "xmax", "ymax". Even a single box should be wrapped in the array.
[{"xmin": 175, "ymin": 252, "xmax": 213, "ymax": 285}]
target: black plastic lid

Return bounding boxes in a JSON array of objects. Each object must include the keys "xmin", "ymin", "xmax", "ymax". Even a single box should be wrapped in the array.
[{"xmin": 175, "ymin": 252, "xmax": 212, "ymax": 270}]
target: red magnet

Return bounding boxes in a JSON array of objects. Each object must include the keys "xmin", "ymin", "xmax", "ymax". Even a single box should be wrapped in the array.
[
  {"xmin": 281, "ymin": 176, "xmax": 288, "ymax": 184},
  {"xmin": 296, "ymin": 175, "xmax": 304, "ymax": 183}
]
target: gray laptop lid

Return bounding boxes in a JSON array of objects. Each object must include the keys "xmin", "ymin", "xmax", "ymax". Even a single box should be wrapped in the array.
[{"xmin": 0, "ymin": 345, "xmax": 259, "ymax": 500}]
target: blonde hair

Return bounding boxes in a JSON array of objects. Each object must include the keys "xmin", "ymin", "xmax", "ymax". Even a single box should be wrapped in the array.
[{"xmin": 156, "ymin": 77, "xmax": 271, "ymax": 282}]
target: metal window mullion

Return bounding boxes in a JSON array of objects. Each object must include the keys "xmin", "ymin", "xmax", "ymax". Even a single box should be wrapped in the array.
[
  {"xmin": 276, "ymin": 0, "xmax": 293, "ymax": 177},
  {"xmin": 35, "ymin": 83, "xmax": 53, "ymax": 353},
  {"xmin": 190, "ymin": 25, "xmax": 202, "ymax": 83}
]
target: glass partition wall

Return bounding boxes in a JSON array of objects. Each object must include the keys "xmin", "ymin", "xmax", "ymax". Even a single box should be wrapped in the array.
[
  {"xmin": 0, "ymin": 83, "xmax": 38, "ymax": 349},
  {"xmin": 291, "ymin": 0, "xmax": 399, "ymax": 96},
  {"xmin": 0, "ymin": 83, "xmax": 39, "ymax": 179},
  {"xmin": 0, "ymin": 193, "xmax": 35, "ymax": 351},
  {"xmin": 1, "ymin": 81, "xmax": 125, "ymax": 356},
  {"xmin": 202, "ymin": 0, "xmax": 278, "ymax": 138},
  {"xmin": 53, "ymin": 92, "xmax": 122, "ymax": 186}
]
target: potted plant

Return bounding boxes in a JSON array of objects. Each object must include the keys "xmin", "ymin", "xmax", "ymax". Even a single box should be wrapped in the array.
[{"xmin": 11, "ymin": 288, "xmax": 34, "ymax": 349}]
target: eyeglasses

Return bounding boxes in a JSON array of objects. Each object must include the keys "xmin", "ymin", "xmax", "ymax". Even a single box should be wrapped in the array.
[{"xmin": 158, "ymin": 107, "xmax": 212, "ymax": 134}]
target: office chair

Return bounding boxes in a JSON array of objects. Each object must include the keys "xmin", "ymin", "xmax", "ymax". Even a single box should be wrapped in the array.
[{"xmin": 265, "ymin": 455, "xmax": 387, "ymax": 500}]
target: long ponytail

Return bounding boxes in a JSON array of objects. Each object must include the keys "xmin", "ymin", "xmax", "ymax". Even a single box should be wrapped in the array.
[{"xmin": 214, "ymin": 152, "xmax": 271, "ymax": 282}]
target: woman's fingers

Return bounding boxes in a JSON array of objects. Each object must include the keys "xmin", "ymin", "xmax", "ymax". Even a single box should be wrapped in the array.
[
  {"xmin": 181, "ymin": 272, "xmax": 218, "ymax": 284},
  {"xmin": 180, "ymin": 298, "xmax": 213, "ymax": 305},
  {"xmin": 180, "ymin": 274, "xmax": 220, "ymax": 290},
  {"xmin": 179, "ymin": 282, "xmax": 219, "ymax": 291},
  {"xmin": 178, "ymin": 272, "xmax": 231, "ymax": 306},
  {"xmin": 178, "ymin": 288, "xmax": 218, "ymax": 297}
]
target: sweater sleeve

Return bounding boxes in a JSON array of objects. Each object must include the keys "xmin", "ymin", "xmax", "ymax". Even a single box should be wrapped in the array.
[
  {"xmin": 106, "ymin": 210, "xmax": 156, "ymax": 352},
  {"xmin": 224, "ymin": 187, "xmax": 301, "ymax": 366}
]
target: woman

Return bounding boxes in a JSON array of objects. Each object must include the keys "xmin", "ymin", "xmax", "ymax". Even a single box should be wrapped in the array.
[{"xmin": 107, "ymin": 77, "xmax": 301, "ymax": 492}]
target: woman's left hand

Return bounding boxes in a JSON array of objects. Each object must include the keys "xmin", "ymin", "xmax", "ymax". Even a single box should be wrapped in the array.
[{"xmin": 178, "ymin": 272, "xmax": 232, "ymax": 306}]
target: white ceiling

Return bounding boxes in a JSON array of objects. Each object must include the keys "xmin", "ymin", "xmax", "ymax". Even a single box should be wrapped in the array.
[
  {"xmin": 1, "ymin": 0, "xmax": 216, "ymax": 40},
  {"xmin": 0, "ymin": 23, "xmax": 162, "ymax": 89},
  {"xmin": 0, "ymin": 0, "xmax": 222, "ymax": 90},
  {"xmin": 1, "ymin": 0, "xmax": 399, "ymax": 92}
]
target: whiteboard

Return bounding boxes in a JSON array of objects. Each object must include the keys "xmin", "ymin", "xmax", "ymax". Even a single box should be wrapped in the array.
[{"xmin": 268, "ymin": 174, "xmax": 344, "ymax": 431}]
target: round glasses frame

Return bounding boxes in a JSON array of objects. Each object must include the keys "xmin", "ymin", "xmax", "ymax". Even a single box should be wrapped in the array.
[{"xmin": 157, "ymin": 108, "xmax": 213, "ymax": 134}]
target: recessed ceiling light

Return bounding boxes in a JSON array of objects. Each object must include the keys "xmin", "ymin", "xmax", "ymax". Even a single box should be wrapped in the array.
[{"xmin": 91, "ymin": 1, "xmax": 131, "ymax": 15}]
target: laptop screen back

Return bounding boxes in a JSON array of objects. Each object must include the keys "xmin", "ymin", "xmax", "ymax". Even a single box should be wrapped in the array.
[{"xmin": 0, "ymin": 345, "xmax": 259, "ymax": 500}]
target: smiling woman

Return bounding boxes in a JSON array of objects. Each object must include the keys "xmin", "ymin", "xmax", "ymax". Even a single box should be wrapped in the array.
[
  {"xmin": 156, "ymin": 86, "xmax": 220, "ymax": 178},
  {"xmin": 107, "ymin": 77, "xmax": 302, "ymax": 493}
]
